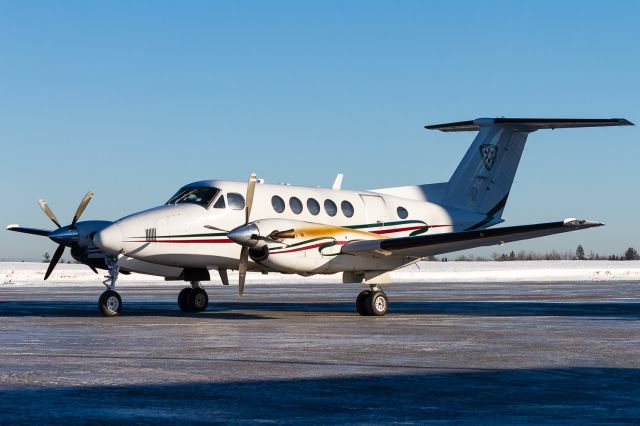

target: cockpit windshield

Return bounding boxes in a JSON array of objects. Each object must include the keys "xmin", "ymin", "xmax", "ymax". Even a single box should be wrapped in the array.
[{"xmin": 166, "ymin": 186, "xmax": 221, "ymax": 208}]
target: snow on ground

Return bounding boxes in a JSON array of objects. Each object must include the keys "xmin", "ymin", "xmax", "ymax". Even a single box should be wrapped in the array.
[{"xmin": 1, "ymin": 260, "xmax": 640, "ymax": 287}]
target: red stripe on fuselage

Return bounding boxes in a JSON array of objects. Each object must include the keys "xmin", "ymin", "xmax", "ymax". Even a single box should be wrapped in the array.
[{"xmin": 125, "ymin": 239, "xmax": 234, "ymax": 243}]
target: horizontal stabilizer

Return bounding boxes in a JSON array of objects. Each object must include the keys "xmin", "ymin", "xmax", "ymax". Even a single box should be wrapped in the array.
[
  {"xmin": 341, "ymin": 219, "xmax": 603, "ymax": 258},
  {"xmin": 426, "ymin": 118, "xmax": 633, "ymax": 132}
]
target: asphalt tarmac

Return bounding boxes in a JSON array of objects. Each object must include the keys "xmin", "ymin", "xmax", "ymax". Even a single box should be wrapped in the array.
[{"xmin": 0, "ymin": 280, "xmax": 639, "ymax": 424}]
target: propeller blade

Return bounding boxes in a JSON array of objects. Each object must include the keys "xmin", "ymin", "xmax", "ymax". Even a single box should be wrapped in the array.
[
  {"xmin": 71, "ymin": 191, "xmax": 94, "ymax": 226},
  {"xmin": 204, "ymin": 225, "xmax": 229, "ymax": 233},
  {"xmin": 6, "ymin": 225, "xmax": 52, "ymax": 237},
  {"xmin": 239, "ymin": 246, "xmax": 248, "ymax": 296},
  {"xmin": 38, "ymin": 199, "xmax": 61, "ymax": 228},
  {"xmin": 44, "ymin": 244, "xmax": 65, "ymax": 280},
  {"xmin": 245, "ymin": 173, "xmax": 257, "ymax": 225}
]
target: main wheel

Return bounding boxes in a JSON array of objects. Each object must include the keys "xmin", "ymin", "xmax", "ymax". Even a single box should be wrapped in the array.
[
  {"xmin": 356, "ymin": 290, "xmax": 371, "ymax": 316},
  {"xmin": 99, "ymin": 290, "xmax": 122, "ymax": 317},
  {"xmin": 178, "ymin": 288, "xmax": 192, "ymax": 312},
  {"xmin": 187, "ymin": 288, "xmax": 208, "ymax": 312},
  {"xmin": 367, "ymin": 291, "xmax": 388, "ymax": 316}
]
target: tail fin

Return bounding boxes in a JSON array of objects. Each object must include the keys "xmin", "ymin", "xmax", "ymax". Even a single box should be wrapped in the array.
[{"xmin": 427, "ymin": 118, "xmax": 633, "ymax": 221}]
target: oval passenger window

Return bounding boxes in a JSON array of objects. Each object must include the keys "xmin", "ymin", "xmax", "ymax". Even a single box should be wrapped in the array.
[
  {"xmin": 324, "ymin": 199, "xmax": 337, "ymax": 217},
  {"xmin": 289, "ymin": 197, "xmax": 303, "ymax": 214},
  {"xmin": 397, "ymin": 206, "xmax": 408, "ymax": 219},
  {"xmin": 307, "ymin": 198, "xmax": 320, "ymax": 215},
  {"xmin": 272, "ymin": 195, "xmax": 285, "ymax": 213},
  {"xmin": 341, "ymin": 200, "xmax": 354, "ymax": 218}
]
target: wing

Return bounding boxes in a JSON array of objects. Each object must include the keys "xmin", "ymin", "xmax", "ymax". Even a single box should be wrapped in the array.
[{"xmin": 341, "ymin": 219, "xmax": 603, "ymax": 258}]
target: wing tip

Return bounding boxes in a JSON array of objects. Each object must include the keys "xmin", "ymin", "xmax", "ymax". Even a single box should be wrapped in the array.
[
  {"xmin": 563, "ymin": 218, "xmax": 604, "ymax": 227},
  {"xmin": 6, "ymin": 224, "xmax": 19, "ymax": 230}
]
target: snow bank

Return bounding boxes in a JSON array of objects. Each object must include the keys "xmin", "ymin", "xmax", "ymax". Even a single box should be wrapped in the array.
[{"xmin": 1, "ymin": 260, "xmax": 640, "ymax": 287}]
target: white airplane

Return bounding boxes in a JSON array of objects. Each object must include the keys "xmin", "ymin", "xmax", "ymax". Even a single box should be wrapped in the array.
[{"xmin": 8, "ymin": 117, "xmax": 633, "ymax": 317}]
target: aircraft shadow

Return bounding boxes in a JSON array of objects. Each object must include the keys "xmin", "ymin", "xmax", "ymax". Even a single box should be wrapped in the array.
[
  {"xmin": 0, "ymin": 300, "xmax": 639, "ymax": 319},
  {"xmin": 0, "ymin": 367, "xmax": 638, "ymax": 424},
  {"xmin": 0, "ymin": 301, "xmax": 273, "ymax": 320}
]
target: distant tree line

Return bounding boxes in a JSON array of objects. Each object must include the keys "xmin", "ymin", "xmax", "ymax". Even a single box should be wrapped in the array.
[{"xmin": 448, "ymin": 245, "xmax": 640, "ymax": 262}]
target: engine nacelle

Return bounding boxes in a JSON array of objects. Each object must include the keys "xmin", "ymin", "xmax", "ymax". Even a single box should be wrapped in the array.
[{"xmin": 243, "ymin": 218, "xmax": 383, "ymax": 275}]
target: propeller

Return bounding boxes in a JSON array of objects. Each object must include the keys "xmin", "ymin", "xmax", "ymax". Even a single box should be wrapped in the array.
[
  {"xmin": 237, "ymin": 173, "xmax": 257, "ymax": 296},
  {"xmin": 42, "ymin": 192, "xmax": 94, "ymax": 279},
  {"xmin": 13, "ymin": 192, "xmax": 95, "ymax": 280}
]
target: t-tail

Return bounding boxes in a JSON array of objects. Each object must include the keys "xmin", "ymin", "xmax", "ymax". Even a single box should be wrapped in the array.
[{"xmin": 375, "ymin": 117, "xmax": 633, "ymax": 229}]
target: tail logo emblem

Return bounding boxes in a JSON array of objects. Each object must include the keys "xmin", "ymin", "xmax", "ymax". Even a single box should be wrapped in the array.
[{"xmin": 480, "ymin": 144, "xmax": 498, "ymax": 171}]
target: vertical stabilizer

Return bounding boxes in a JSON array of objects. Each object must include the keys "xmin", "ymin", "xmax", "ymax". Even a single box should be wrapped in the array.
[
  {"xmin": 442, "ymin": 121, "xmax": 527, "ymax": 219},
  {"xmin": 425, "ymin": 118, "xmax": 633, "ymax": 224}
]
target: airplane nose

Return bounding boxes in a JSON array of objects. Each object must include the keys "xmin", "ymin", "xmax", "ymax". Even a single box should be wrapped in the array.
[{"xmin": 94, "ymin": 223, "xmax": 124, "ymax": 255}]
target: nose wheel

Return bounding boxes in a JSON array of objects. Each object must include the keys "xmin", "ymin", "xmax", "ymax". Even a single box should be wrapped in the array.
[
  {"xmin": 178, "ymin": 282, "xmax": 209, "ymax": 312},
  {"xmin": 356, "ymin": 288, "xmax": 388, "ymax": 316},
  {"xmin": 99, "ymin": 289, "xmax": 122, "ymax": 317}
]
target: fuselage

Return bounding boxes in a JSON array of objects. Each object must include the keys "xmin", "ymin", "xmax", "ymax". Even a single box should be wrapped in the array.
[{"xmin": 95, "ymin": 179, "xmax": 488, "ymax": 274}]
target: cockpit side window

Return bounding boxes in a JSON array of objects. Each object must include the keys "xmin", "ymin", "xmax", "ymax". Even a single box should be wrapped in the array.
[
  {"xmin": 213, "ymin": 195, "xmax": 226, "ymax": 209},
  {"xmin": 166, "ymin": 186, "xmax": 221, "ymax": 208}
]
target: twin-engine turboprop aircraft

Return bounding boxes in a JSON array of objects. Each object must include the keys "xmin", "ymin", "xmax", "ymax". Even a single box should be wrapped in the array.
[{"xmin": 8, "ymin": 117, "xmax": 633, "ymax": 317}]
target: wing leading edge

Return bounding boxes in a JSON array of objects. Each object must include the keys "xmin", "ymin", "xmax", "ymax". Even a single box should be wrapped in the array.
[{"xmin": 341, "ymin": 219, "xmax": 603, "ymax": 258}]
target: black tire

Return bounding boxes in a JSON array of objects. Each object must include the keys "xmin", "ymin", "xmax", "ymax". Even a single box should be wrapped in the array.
[
  {"xmin": 356, "ymin": 290, "xmax": 371, "ymax": 316},
  {"xmin": 187, "ymin": 288, "xmax": 208, "ymax": 312},
  {"xmin": 367, "ymin": 291, "xmax": 388, "ymax": 316},
  {"xmin": 178, "ymin": 288, "xmax": 192, "ymax": 312},
  {"xmin": 99, "ymin": 290, "xmax": 122, "ymax": 317}
]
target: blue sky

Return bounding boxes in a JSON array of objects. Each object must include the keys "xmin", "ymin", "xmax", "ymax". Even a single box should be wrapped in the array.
[{"xmin": 0, "ymin": 0, "xmax": 637, "ymax": 260}]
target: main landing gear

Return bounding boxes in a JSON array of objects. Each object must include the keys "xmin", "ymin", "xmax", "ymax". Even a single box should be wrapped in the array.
[
  {"xmin": 356, "ymin": 286, "xmax": 389, "ymax": 316},
  {"xmin": 99, "ymin": 256, "xmax": 122, "ymax": 317},
  {"xmin": 178, "ymin": 281, "xmax": 209, "ymax": 312}
]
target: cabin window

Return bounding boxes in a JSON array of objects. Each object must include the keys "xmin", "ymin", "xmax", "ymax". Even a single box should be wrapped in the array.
[
  {"xmin": 307, "ymin": 198, "xmax": 320, "ymax": 216},
  {"xmin": 213, "ymin": 195, "xmax": 226, "ymax": 209},
  {"xmin": 397, "ymin": 206, "xmax": 408, "ymax": 219},
  {"xmin": 289, "ymin": 197, "xmax": 303, "ymax": 214},
  {"xmin": 166, "ymin": 186, "xmax": 220, "ymax": 208},
  {"xmin": 272, "ymin": 195, "xmax": 285, "ymax": 213},
  {"xmin": 341, "ymin": 200, "xmax": 354, "ymax": 218},
  {"xmin": 324, "ymin": 199, "xmax": 337, "ymax": 217},
  {"xmin": 227, "ymin": 193, "xmax": 245, "ymax": 210}
]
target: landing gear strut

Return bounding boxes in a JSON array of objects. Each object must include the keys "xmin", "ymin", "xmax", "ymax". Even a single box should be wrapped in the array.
[
  {"xmin": 356, "ymin": 286, "xmax": 388, "ymax": 316},
  {"xmin": 178, "ymin": 281, "xmax": 209, "ymax": 312},
  {"xmin": 99, "ymin": 256, "xmax": 122, "ymax": 317}
]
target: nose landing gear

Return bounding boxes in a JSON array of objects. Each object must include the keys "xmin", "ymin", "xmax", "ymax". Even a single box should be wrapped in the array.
[
  {"xmin": 178, "ymin": 281, "xmax": 209, "ymax": 312},
  {"xmin": 356, "ymin": 286, "xmax": 388, "ymax": 316},
  {"xmin": 99, "ymin": 256, "xmax": 122, "ymax": 317}
]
